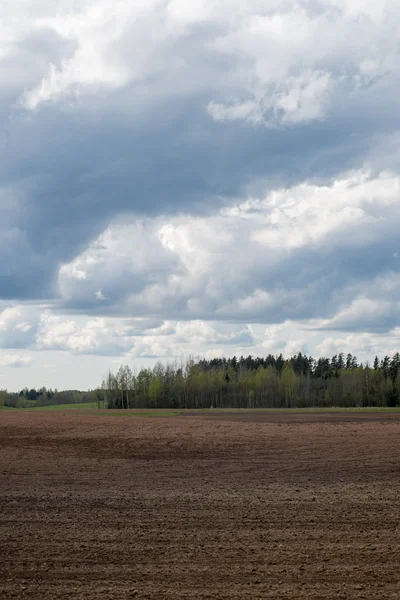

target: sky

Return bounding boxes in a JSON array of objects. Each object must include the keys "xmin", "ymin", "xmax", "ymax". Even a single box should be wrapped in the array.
[{"xmin": 1, "ymin": 0, "xmax": 400, "ymax": 390}]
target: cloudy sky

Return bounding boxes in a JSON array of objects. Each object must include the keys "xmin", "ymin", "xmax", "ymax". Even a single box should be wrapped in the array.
[{"xmin": 1, "ymin": 0, "xmax": 400, "ymax": 390}]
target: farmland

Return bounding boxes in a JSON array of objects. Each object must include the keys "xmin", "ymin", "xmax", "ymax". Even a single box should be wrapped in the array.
[{"xmin": 1, "ymin": 410, "xmax": 400, "ymax": 599}]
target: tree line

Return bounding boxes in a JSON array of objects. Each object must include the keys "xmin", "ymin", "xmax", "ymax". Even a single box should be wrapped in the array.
[
  {"xmin": 97, "ymin": 352, "xmax": 400, "ymax": 409},
  {"xmin": 1, "ymin": 387, "xmax": 96, "ymax": 409}
]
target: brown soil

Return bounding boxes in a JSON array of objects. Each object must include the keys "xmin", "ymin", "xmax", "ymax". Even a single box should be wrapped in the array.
[{"xmin": 1, "ymin": 410, "xmax": 400, "ymax": 599}]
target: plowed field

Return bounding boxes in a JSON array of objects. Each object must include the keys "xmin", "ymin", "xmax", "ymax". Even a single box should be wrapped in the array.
[{"xmin": 1, "ymin": 410, "xmax": 400, "ymax": 599}]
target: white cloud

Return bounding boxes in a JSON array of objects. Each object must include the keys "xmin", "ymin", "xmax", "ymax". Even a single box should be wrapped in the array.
[
  {"xmin": 206, "ymin": 1, "xmax": 400, "ymax": 125},
  {"xmin": 274, "ymin": 71, "xmax": 334, "ymax": 124},
  {"xmin": 15, "ymin": 322, "xmax": 32, "ymax": 333},
  {"xmin": 0, "ymin": 301, "xmax": 399, "ymax": 372},
  {"xmin": 0, "ymin": 354, "xmax": 32, "ymax": 367},
  {"xmin": 0, "ymin": 307, "xmax": 23, "ymax": 331},
  {"xmin": 323, "ymin": 296, "xmax": 396, "ymax": 331},
  {"xmin": 35, "ymin": 311, "xmax": 126, "ymax": 355},
  {"xmin": 18, "ymin": 1, "xmax": 134, "ymax": 109},
  {"xmin": 2, "ymin": 0, "xmax": 396, "ymax": 129},
  {"xmin": 207, "ymin": 70, "xmax": 335, "ymax": 126},
  {"xmin": 123, "ymin": 319, "xmax": 257, "ymax": 360},
  {"xmin": 0, "ymin": 306, "xmax": 38, "ymax": 349},
  {"xmin": 58, "ymin": 170, "xmax": 400, "ymax": 324}
]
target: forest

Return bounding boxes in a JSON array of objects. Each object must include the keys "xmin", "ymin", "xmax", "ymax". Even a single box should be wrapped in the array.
[
  {"xmin": 3, "ymin": 352, "xmax": 400, "ymax": 410},
  {"xmin": 1, "ymin": 388, "xmax": 96, "ymax": 409},
  {"xmin": 97, "ymin": 352, "xmax": 400, "ymax": 410}
]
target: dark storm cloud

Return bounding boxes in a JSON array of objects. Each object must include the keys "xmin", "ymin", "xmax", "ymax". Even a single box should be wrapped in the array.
[
  {"xmin": 1, "ymin": 0, "xmax": 400, "ymax": 341},
  {"xmin": 2, "ymin": 86, "xmax": 398, "ymax": 302}
]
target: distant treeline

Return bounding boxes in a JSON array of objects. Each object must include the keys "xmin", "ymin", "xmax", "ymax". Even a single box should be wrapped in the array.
[
  {"xmin": 3, "ymin": 352, "xmax": 400, "ymax": 410},
  {"xmin": 1, "ymin": 387, "xmax": 96, "ymax": 409},
  {"xmin": 98, "ymin": 352, "xmax": 400, "ymax": 409}
]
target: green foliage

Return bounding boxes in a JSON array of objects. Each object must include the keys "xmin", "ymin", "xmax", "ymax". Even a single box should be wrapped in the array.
[
  {"xmin": 98, "ymin": 351, "xmax": 400, "ymax": 410},
  {"xmin": 280, "ymin": 362, "xmax": 298, "ymax": 408},
  {"xmin": 30, "ymin": 402, "xmax": 98, "ymax": 410},
  {"xmin": 148, "ymin": 376, "xmax": 163, "ymax": 408},
  {"xmin": 5, "ymin": 351, "xmax": 400, "ymax": 412},
  {"xmin": 3, "ymin": 388, "xmax": 97, "ymax": 409}
]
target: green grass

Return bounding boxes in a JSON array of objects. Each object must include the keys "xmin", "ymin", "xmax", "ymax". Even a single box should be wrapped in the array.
[
  {"xmin": 93, "ymin": 407, "xmax": 400, "ymax": 416},
  {"xmin": 19, "ymin": 404, "xmax": 179, "ymax": 417},
  {"xmin": 196, "ymin": 406, "xmax": 400, "ymax": 413},
  {"xmin": 94, "ymin": 410, "xmax": 181, "ymax": 417},
  {"xmin": 30, "ymin": 402, "xmax": 99, "ymax": 410},
  {"xmin": 4, "ymin": 404, "xmax": 400, "ymax": 415},
  {"xmin": 129, "ymin": 411, "xmax": 180, "ymax": 418}
]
